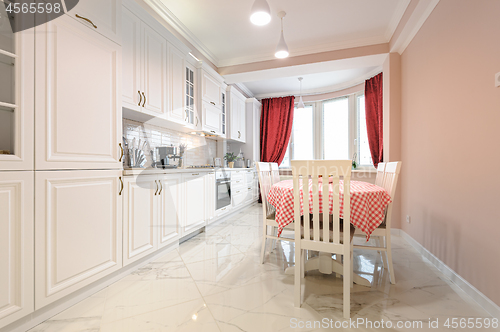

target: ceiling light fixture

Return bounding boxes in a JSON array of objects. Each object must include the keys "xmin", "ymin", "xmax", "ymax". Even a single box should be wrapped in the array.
[
  {"xmin": 274, "ymin": 11, "xmax": 289, "ymax": 59},
  {"xmin": 297, "ymin": 77, "xmax": 305, "ymax": 110},
  {"xmin": 250, "ymin": 0, "xmax": 271, "ymax": 26}
]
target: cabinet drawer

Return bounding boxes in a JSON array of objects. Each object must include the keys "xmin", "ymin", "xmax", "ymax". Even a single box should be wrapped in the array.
[{"xmin": 232, "ymin": 189, "xmax": 246, "ymax": 207}]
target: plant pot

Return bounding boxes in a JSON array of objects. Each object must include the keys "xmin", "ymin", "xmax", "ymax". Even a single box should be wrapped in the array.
[{"xmin": 228, "ymin": 162, "xmax": 234, "ymax": 168}]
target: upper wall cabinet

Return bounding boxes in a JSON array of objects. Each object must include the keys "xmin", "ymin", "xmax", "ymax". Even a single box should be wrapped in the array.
[
  {"xmin": 168, "ymin": 45, "xmax": 189, "ymax": 125},
  {"xmin": 228, "ymin": 86, "xmax": 246, "ymax": 143},
  {"xmin": 201, "ymin": 71, "xmax": 222, "ymax": 108},
  {"xmin": 122, "ymin": 8, "xmax": 167, "ymax": 117},
  {"xmin": 66, "ymin": 0, "xmax": 122, "ymax": 45},
  {"xmin": 35, "ymin": 15, "xmax": 122, "ymax": 170},
  {"xmin": 0, "ymin": 10, "xmax": 34, "ymax": 171}
]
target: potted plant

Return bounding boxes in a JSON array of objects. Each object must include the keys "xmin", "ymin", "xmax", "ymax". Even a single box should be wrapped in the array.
[{"xmin": 224, "ymin": 152, "xmax": 239, "ymax": 168}]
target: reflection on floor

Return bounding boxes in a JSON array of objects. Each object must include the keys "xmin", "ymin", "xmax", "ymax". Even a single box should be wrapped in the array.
[{"xmin": 28, "ymin": 204, "xmax": 492, "ymax": 331}]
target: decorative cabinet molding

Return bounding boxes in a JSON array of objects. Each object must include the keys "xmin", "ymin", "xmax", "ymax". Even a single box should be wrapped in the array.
[
  {"xmin": 34, "ymin": 15, "xmax": 122, "ymax": 170},
  {"xmin": 35, "ymin": 170, "xmax": 123, "ymax": 309},
  {"xmin": 0, "ymin": 172, "xmax": 34, "ymax": 329},
  {"xmin": 228, "ymin": 86, "xmax": 246, "ymax": 143},
  {"xmin": 158, "ymin": 174, "xmax": 181, "ymax": 248},
  {"xmin": 181, "ymin": 173, "xmax": 206, "ymax": 235}
]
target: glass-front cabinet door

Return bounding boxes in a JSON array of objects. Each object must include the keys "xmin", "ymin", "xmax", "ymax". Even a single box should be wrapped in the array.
[
  {"xmin": 185, "ymin": 64, "xmax": 196, "ymax": 128},
  {"xmin": 0, "ymin": 2, "xmax": 34, "ymax": 170}
]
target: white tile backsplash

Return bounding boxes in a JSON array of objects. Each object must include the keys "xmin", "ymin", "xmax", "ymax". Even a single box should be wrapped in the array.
[{"xmin": 123, "ymin": 119, "xmax": 217, "ymax": 168}]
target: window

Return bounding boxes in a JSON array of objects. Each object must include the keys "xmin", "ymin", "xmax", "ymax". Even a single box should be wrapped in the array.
[{"xmin": 280, "ymin": 92, "xmax": 373, "ymax": 168}]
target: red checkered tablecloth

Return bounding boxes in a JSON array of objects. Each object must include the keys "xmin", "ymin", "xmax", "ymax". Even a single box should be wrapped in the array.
[{"xmin": 267, "ymin": 179, "xmax": 392, "ymax": 240}]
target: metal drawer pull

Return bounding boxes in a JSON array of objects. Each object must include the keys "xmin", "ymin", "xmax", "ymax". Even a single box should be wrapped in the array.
[
  {"xmin": 119, "ymin": 143, "xmax": 124, "ymax": 162},
  {"xmin": 238, "ymin": 131, "xmax": 241, "ymax": 139},
  {"xmin": 138, "ymin": 91, "xmax": 142, "ymax": 106},
  {"xmin": 154, "ymin": 180, "xmax": 159, "ymax": 195},
  {"xmin": 192, "ymin": 173, "xmax": 200, "ymax": 176},
  {"xmin": 76, "ymin": 14, "xmax": 97, "ymax": 29},
  {"xmin": 159, "ymin": 181, "xmax": 163, "ymax": 195},
  {"xmin": 142, "ymin": 92, "xmax": 146, "ymax": 107},
  {"xmin": 210, "ymin": 101, "xmax": 216, "ymax": 106},
  {"xmin": 119, "ymin": 177, "xmax": 123, "ymax": 196}
]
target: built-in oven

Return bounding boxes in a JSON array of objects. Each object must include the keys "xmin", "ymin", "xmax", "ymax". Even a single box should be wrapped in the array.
[{"xmin": 215, "ymin": 170, "xmax": 231, "ymax": 211}]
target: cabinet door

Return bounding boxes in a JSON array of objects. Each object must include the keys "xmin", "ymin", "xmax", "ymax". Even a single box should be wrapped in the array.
[
  {"xmin": 35, "ymin": 170, "xmax": 122, "ymax": 309},
  {"xmin": 143, "ymin": 24, "xmax": 167, "ymax": 117},
  {"xmin": 121, "ymin": 7, "xmax": 142, "ymax": 112},
  {"xmin": 201, "ymin": 102, "xmax": 222, "ymax": 135},
  {"xmin": 123, "ymin": 175, "xmax": 157, "ymax": 266},
  {"xmin": 237, "ymin": 98, "xmax": 246, "ymax": 143},
  {"xmin": 205, "ymin": 172, "xmax": 215, "ymax": 224},
  {"xmin": 35, "ymin": 15, "xmax": 122, "ymax": 170},
  {"xmin": 168, "ymin": 45, "xmax": 186, "ymax": 124},
  {"xmin": 183, "ymin": 173, "xmax": 205, "ymax": 234},
  {"xmin": 0, "ymin": 172, "xmax": 33, "ymax": 329},
  {"xmin": 67, "ymin": 0, "xmax": 121, "ymax": 44},
  {"xmin": 158, "ymin": 175, "xmax": 180, "ymax": 248},
  {"xmin": 201, "ymin": 72, "xmax": 221, "ymax": 108}
]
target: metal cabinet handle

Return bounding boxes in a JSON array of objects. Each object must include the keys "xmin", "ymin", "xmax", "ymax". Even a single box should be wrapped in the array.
[
  {"xmin": 119, "ymin": 177, "xmax": 123, "ymax": 196},
  {"xmin": 238, "ymin": 131, "xmax": 241, "ymax": 139},
  {"xmin": 76, "ymin": 14, "xmax": 97, "ymax": 29},
  {"xmin": 211, "ymin": 131, "xmax": 215, "ymax": 134},
  {"xmin": 119, "ymin": 143, "xmax": 124, "ymax": 162},
  {"xmin": 138, "ymin": 91, "xmax": 142, "ymax": 106},
  {"xmin": 210, "ymin": 101, "xmax": 216, "ymax": 106},
  {"xmin": 159, "ymin": 181, "xmax": 163, "ymax": 195},
  {"xmin": 142, "ymin": 92, "xmax": 146, "ymax": 107},
  {"xmin": 154, "ymin": 180, "xmax": 158, "ymax": 195},
  {"xmin": 192, "ymin": 173, "xmax": 200, "ymax": 176},
  {"xmin": 196, "ymin": 117, "xmax": 199, "ymax": 126},
  {"xmin": 185, "ymin": 110, "xmax": 189, "ymax": 121}
]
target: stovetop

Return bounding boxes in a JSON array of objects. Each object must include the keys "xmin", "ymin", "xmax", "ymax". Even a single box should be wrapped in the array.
[{"xmin": 186, "ymin": 165, "xmax": 215, "ymax": 169}]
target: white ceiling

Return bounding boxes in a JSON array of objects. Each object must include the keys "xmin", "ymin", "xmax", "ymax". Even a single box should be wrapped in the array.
[{"xmin": 155, "ymin": 0, "xmax": 410, "ymax": 67}]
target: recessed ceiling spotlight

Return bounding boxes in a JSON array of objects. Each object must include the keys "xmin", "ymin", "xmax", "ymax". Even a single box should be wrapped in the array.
[
  {"xmin": 250, "ymin": 0, "xmax": 271, "ymax": 26},
  {"xmin": 274, "ymin": 11, "xmax": 289, "ymax": 59}
]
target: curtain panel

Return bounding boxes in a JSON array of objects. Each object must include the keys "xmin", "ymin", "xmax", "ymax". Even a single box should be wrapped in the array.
[
  {"xmin": 260, "ymin": 96, "xmax": 295, "ymax": 165},
  {"xmin": 365, "ymin": 73, "xmax": 383, "ymax": 167}
]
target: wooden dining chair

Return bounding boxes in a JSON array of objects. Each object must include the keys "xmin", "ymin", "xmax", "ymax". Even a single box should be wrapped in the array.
[
  {"xmin": 353, "ymin": 161, "xmax": 402, "ymax": 284},
  {"xmin": 257, "ymin": 162, "xmax": 294, "ymax": 264},
  {"xmin": 374, "ymin": 162, "xmax": 386, "ymax": 187},
  {"xmin": 292, "ymin": 160, "xmax": 354, "ymax": 319},
  {"xmin": 270, "ymin": 162, "xmax": 281, "ymax": 185}
]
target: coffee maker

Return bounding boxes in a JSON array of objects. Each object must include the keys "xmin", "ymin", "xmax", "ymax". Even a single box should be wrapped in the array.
[{"xmin": 152, "ymin": 145, "xmax": 182, "ymax": 169}]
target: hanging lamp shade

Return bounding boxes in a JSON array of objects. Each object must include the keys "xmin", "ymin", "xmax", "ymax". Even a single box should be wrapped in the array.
[
  {"xmin": 274, "ymin": 11, "xmax": 289, "ymax": 59},
  {"xmin": 250, "ymin": 0, "xmax": 271, "ymax": 26},
  {"xmin": 297, "ymin": 77, "xmax": 305, "ymax": 109}
]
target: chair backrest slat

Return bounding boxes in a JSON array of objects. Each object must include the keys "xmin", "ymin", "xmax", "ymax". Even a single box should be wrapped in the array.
[
  {"xmin": 375, "ymin": 162, "xmax": 386, "ymax": 187},
  {"xmin": 256, "ymin": 162, "xmax": 275, "ymax": 218},
  {"xmin": 381, "ymin": 161, "xmax": 402, "ymax": 228},
  {"xmin": 270, "ymin": 162, "xmax": 281, "ymax": 185},
  {"xmin": 291, "ymin": 160, "xmax": 352, "ymax": 247}
]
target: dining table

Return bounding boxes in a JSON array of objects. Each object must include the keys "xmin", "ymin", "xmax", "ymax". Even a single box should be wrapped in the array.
[{"xmin": 267, "ymin": 178, "xmax": 392, "ymax": 286}]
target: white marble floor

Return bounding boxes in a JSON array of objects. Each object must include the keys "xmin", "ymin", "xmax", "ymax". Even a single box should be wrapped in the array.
[{"xmin": 28, "ymin": 204, "xmax": 493, "ymax": 332}]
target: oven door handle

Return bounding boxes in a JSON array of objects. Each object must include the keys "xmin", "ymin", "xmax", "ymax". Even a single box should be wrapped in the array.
[{"xmin": 218, "ymin": 180, "xmax": 231, "ymax": 184}]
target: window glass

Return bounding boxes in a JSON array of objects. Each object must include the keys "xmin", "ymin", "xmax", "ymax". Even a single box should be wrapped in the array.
[
  {"xmin": 357, "ymin": 95, "xmax": 372, "ymax": 165},
  {"xmin": 323, "ymin": 98, "xmax": 349, "ymax": 159},
  {"xmin": 293, "ymin": 105, "xmax": 314, "ymax": 160}
]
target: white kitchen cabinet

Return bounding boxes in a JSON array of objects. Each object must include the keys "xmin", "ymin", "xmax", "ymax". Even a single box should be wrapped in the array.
[
  {"xmin": 201, "ymin": 101, "xmax": 222, "ymax": 135},
  {"xmin": 35, "ymin": 170, "xmax": 123, "ymax": 309},
  {"xmin": 168, "ymin": 45, "xmax": 188, "ymax": 125},
  {"xmin": 0, "ymin": 16, "xmax": 34, "ymax": 171},
  {"xmin": 66, "ymin": 0, "xmax": 121, "ymax": 44},
  {"xmin": 123, "ymin": 175, "xmax": 158, "ymax": 266},
  {"xmin": 122, "ymin": 7, "xmax": 167, "ymax": 117},
  {"xmin": 201, "ymin": 71, "xmax": 222, "ymax": 108},
  {"xmin": 205, "ymin": 172, "xmax": 216, "ymax": 224},
  {"xmin": 158, "ymin": 174, "xmax": 181, "ymax": 248},
  {"xmin": 35, "ymin": 14, "xmax": 122, "ymax": 170},
  {"xmin": 243, "ymin": 98, "xmax": 261, "ymax": 164},
  {"xmin": 0, "ymin": 172, "xmax": 34, "ymax": 329},
  {"xmin": 182, "ymin": 172, "xmax": 206, "ymax": 234},
  {"xmin": 228, "ymin": 87, "xmax": 246, "ymax": 143}
]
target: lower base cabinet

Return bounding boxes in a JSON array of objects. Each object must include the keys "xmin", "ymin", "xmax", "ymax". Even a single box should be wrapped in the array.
[
  {"xmin": 182, "ymin": 173, "xmax": 206, "ymax": 235},
  {"xmin": 158, "ymin": 174, "xmax": 181, "ymax": 248},
  {"xmin": 34, "ymin": 170, "xmax": 123, "ymax": 310},
  {"xmin": 0, "ymin": 172, "xmax": 34, "ymax": 329}
]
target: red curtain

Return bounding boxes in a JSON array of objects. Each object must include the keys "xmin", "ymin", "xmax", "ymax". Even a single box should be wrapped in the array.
[
  {"xmin": 260, "ymin": 96, "xmax": 295, "ymax": 165},
  {"xmin": 365, "ymin": 73, "xmax": 383, "ymax": 167}
]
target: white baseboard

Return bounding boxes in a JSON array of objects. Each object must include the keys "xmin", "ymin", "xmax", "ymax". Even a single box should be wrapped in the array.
[{"xmin": 392, "ymin": 228, "xmax": 500, "ymax": 319}]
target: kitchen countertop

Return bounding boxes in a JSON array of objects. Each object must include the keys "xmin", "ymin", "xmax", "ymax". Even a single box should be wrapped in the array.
[{"xmin": 123, "ymin": 167, "xmax": 255, "ymax": 176}]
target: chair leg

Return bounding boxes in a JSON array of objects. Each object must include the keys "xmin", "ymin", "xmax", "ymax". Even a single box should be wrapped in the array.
[
  {"xmin": 386, "ymin": 233, "xmax": 396, "ymax": 284},
  {"xmin": 379, "ymin": 237, "xmax": 388, "ymax": 269},
  {"xmin": 301, "ymin": 249, "xmax": 305, "ymax": 278},
  {"xmin": 271, "ymin": 227, "xmax": 278, "ymax": 251},
  {"xmin": 343, "ymin": 246, "xmax": 351, "ymax": 319},
  {"xmin": 335, "ymin": 253, "xmax": 342, "ymax": 278},
  {"xmin": 260, "ymin": 225, "xmax": 267, "ymax": 264},
  {"xmin": 350, "ymin": 242, "xmax": 354, "ymax": 288},
  {"xmin": 294, "ymin": 244, "xmax": 302, "ymax": 307}
]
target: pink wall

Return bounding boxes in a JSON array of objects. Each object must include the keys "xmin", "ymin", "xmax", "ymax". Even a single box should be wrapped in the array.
[{"xmin": 400, "ymin": 0, "xmax": 500, "ymax": 306}]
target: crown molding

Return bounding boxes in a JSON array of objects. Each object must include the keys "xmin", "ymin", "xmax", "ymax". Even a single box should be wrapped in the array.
[
  {"xmin": 144, "ymin": 0, "xmax": 220, "ymax": 66},
  {"xmin": 384, "ymin": 0, "xmax": 411, "ymax": 41},
  {"xmin": 234, "ymin": 83, "xmax": 254, "ymax": 98},
  {"xmin": 390, "ymin": 0, "xmax": 440, "ymax": 54}
]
